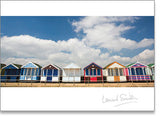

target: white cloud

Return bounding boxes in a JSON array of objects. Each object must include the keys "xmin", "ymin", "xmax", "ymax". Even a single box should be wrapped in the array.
[
  {"xmin": 1, "ymin": 35, "xmax": 101, "ymax": 67},
  {"xmin": 73, "ymin": 16, "xmax": 154, "ymax": 51},
  {"xmin": 132, "ymin": 49, "xmax": 155, "ymax": 64},
  {"xmin": 110, "ymin": 49, "xmax": 154, "ymax": 65},
  {"xmin": 72, "ymin": 16, "xmax": 139, "ymax": 32},
  {"xmin": 1, "ymin": 35, "xmax": 154, "ymax": 68}
]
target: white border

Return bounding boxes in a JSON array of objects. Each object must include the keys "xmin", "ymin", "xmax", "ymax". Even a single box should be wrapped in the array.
[
  {"xmin": 0, "ymin": 0, "xmax": 154, "ymax": 111},
  {"xmin": 1, "ymin": 87, "xmax": 154, "ymax": 111},
  {"xmin": 1, "ymin": 1, "xmax": 154, "ymax": 16}
]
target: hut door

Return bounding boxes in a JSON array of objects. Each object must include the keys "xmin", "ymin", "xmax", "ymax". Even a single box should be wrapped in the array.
[
  {"xmin": 47, "ymin": 69, "xmax": 52, "ymax": 81},
  {"xmin": 26, "ymin": 69, "xmax": 31, "ymax": 80},
  {"xmin": 114, "ymin": 76, "xmax": 120, "ymax": 82},
  {"xmin": 6, "ymin": 69, "xmax": 11, "ymax": 81},
  {"xmin": 85, "ymin": 77, "xmax": 90, "ymax": 83},
  {"xmin": 114, "ymin": 68, "xmax": 120, "ymax": 82}
]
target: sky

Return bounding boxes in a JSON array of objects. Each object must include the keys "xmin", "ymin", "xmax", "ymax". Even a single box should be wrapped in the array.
[{"xmin": 1, "ymin": 16, "xmax": 154, "ymax": 68}]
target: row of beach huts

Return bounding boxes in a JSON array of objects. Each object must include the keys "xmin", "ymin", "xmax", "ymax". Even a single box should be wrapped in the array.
[{"xmin": 0, "ymin": 61, "xmax": 154, "ymax": 83}]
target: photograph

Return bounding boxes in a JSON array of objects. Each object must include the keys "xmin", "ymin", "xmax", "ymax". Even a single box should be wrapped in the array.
[{"xmin": 0, "ymin": 16, "xmax": 154, "ymax": 87}]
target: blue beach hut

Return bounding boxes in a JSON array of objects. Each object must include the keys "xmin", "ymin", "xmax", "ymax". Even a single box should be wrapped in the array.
[
  {"xmin": 20, "ymin": 62, "xmax": 42, "ymax": 82},
  {"xmin": 1, "ymin": 63, "xmax": 22, "ymax": 82}
]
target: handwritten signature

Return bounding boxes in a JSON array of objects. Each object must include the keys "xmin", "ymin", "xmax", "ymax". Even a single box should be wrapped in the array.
[{"xmin": 102, "ymin": 93, "xmax": 138, "ymax": 107}]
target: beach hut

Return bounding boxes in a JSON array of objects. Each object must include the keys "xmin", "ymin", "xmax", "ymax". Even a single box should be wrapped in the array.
[
  {"xmin": 0, "ymin": 64, "xmax": 6, "ymax": 82},
  {"xmin": 62, "ymin": 63, "xmax": 81, "ymax": 82},
  {"xmin": 2, "ymin": 63, "xmax": 22, "ymax": 82},
  {"xmin": 41, "ymin": 64, "xmax": 62, "ymax": 82},
  {"xmin": 103, "ymin": 61, "xmax": 127, "ymax": 82},
  {"xmin": 0, "ymin": 64, "xmax": 6, "ymax": 69},
  {"xmin": 20, "ymin": 62, "xmax": 42, "ymax": 82},
  {"xmin": 0, "ymin": 63, "xmax": 6, "ymax": 74},
  {"xmin": 126, "ymin": 62, "xmax": 151, "ymax": 81},
  {"xmin": 84, "ymin": 62, "xmax": 103, "ymax": 83},
  {"xmin": 146, "ymin": 64, "xmax": 154, "ymax": 81}
]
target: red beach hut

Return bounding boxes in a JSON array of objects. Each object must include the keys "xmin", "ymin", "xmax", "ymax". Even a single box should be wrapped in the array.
[{"xmin": 84, "ymin": 62, "xmax": 103, "ymax": 83}]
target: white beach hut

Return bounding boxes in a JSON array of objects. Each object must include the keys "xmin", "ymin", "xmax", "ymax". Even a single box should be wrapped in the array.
[
  {"xmin": 103, "ymin": 61, "xmax": 127, "ymax": 82},
  {"xmin": 62, "ymin": 63, "xmax": 81, "ymax": 82},
  {"xmin": 41, "ymin": 64, "xmax": 62, "ymax": 82}
]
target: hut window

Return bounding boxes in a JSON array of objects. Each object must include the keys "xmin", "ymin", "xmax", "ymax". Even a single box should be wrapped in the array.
[
  {"xmin": 143, "ymin": 68, "xmax": 146, "ymax": 75},
  {"xmin": 74, "ymin": 70, "xmax": 77, "ymax": 77},
  {"xmin": 21, "ymin": 69, "xmax": 24, "ymax": 75},
  {"xmin": 27, "ymin": 69, "xmax": 31, "ymax": 76},
  {"xmin": 52, "ymin": 69, "xmax": 54, "ymax": 76},
  {"xmin": 44, "ymin": 69, "xmax": 47, "ymax": 76},
  {"xmin": 108, "ymin": 69, "xmax": 110, "ymax": 76},
  {"xmin": 115, "ymin": 68, "xmax": 119, "ymax": 76},
  {"xmin": 19, "ymin": 69, "xmax": 22, "ymax": 75},
  {"xmin": 65, "ymin": 69, "xmax": 68, "ymax": 77},
  {"xmin": 39, "ymin": 69, "xmax": 41, "ymax": 76},
  {"xmin": 75, "ymin": 69, "xmax": 80, "ymax": 77},
  {"xmin": 68, "ymin": 69, "xmax": 74, "ymax": 77},
  {"xmin": 90, "ymin": 69, "xmax": 96, "ymax": 76},
  {"xmin": 131, "ymin": 68, "xmax": 135, "ymax": 75},
  {"xmin": 86, "ymin": 69, "xmax": 89, "ymax": 75},
  {"xmin": 36, "ymin": 68, "xmax": 39, "ymax": 76},
  {"xmin": 47, "ymin": 69, "xmax": 52, "ymax": 76},
  {"xmin": 136, "ymin": 68, "xmax": 143, "ymax": 75},
  {"xmin": 111, "ymin": 69, "xmax": 114, "ymax": 76},
  {"xmin": 128, "ymin": 68, "xmax": 130, "ymax": 75},
  {"xmin": 97, "ymin": 69, "xmax": 101, "ymax": 75},
  {"xmin": 94, "ymin": 69, "xmax": 96, "ymax": 75},
  {"xmin": 31, "ymin": 69, "xmax": 34, "ymax": 76},
  {"xmin": 24, "ymin": 68, "xmax": 27, "ymax": 75},
  {"xmin": 90, "ymin": 69, "xmax": 92, "ymax": 75},
  {"xmin": 119, "ymin": 68, "xmax": 123, "ymax": 76},
  {"xmin": 53, "ymin": 69, "xmax": 58, "ymax": 76},
  {"xmin": 33, "ymin": 68, "xmax": 36, "ymax": 76}
]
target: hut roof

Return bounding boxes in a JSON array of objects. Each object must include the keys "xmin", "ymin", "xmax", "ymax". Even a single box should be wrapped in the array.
[
  {"xmin": 0, "ymin": 63, "xmax": 6, "ymax": 69},
  {"xmin": 64, "ymin": 63, "xmax": 81, "ymax": 69},
  {"xmin": 22, "ymin": 62, "xmax": 42, "ymax": 68},
  {"xmin": 84, "ymin": 62, "xmax": 102, "ymax": 70},
  {"xmin": 103, "ymin": 61, "xmax": 125, "ymax": 69},
  {"xmin": 13, "ymin": 64, "xmax": 22, "ymax": 69},
  {"xmin": 42, "ymin": 64, "xmax": 61, "ymax": 70},
  {"xmin": 126, "ymin": 62, "xmax": 147, "ymax": 68},
  {"xmin": 148, "ymin": 63, "xmax": 154, "ymax": 67},
  {"xmin": 2, "ymin": 63, "xmax": 22, "ymax": 69},
  {"xmin": 126, "ymin": 63, "xmax": 135, "ymax": 68},
  {"xmin": 33, "ymin": 62, "xmax": 42, "ymax": 68},
  {"xmin": 54, "ymin": 64, "xmax": 62, "ymax": 69}
]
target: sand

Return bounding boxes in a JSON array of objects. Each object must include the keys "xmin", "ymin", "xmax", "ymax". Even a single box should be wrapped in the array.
[{"xmin": 1, "ymin": 82, "xmax": 154, "ymax": 87}]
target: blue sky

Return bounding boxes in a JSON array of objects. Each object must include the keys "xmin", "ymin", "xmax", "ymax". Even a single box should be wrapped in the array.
[
  {"xmin": 1, "ymin": 16, "xmax": 79, "ymax": 41},
  {"xmin": 1, "ymin": 16, "xmax": 154, "ymax": 41},
  {"xmin": 1, "ymin": 16, "xmax": 154, "ymax": 67}
]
